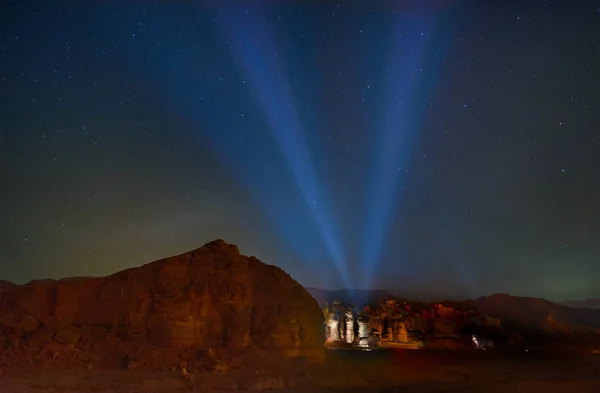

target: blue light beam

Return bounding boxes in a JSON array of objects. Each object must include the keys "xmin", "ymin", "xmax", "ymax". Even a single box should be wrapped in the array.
[
  {"xmin": 361, "ymin": 12, "xmax": 445, "ymax": 289},
  {"xmin": 216, "ymin": 5, "xmax": 353, "ymax": 288}
]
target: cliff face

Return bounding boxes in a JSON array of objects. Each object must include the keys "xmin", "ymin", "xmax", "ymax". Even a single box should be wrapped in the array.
[{"xmin": 0, "ymin": 240, "xmax": 324, "ymax": 368}]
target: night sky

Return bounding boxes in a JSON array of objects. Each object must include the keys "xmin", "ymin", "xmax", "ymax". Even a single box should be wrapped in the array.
[{"xmin": 2, "ymin": 1, "xmax": 599, "ymax": 301}]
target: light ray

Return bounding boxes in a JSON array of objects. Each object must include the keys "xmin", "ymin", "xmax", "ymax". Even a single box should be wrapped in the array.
[
  {"xmin": 360, "ymin": 11, "xmax": 448, "ymax": 289},
  {"xmin": 216, "ymin": 5, "xmax": 353, "ymax": 288}
]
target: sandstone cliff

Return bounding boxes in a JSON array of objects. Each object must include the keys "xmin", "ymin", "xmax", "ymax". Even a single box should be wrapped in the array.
[{"xmin": 0, "ymin": 239, "xmax": 324, "ymax": 370}]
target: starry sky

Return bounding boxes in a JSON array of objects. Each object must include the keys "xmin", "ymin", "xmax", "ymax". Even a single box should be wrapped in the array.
[{"xmin": 2, "ymin": 1, "xmax": 599, "ymax": 301}]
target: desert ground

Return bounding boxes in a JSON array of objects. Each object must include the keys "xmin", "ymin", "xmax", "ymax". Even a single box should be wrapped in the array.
[{"xmin": 2, "ymin": 348, "xmax": 599, "ymax": 393}]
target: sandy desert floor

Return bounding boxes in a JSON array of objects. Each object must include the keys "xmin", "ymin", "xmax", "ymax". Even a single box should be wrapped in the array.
[{"xmin": 1, "ymin": 349, "xmax": 599, "ymax": 392}]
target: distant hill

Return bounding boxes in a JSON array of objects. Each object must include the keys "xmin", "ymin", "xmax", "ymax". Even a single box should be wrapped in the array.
[
  {"xmin": 558, "ymin": 299, "xmax": 600, "ymax": 310},
  {"xmin": 457, "ymin": 294, "xmax": 600, "ymax": 331},
  {"xmin": 305, "ymin": 287, "xmax": 400, "ymax": 307}
]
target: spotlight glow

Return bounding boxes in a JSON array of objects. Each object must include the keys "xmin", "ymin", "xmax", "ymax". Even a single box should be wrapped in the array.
[
  {"xmin": 360, "ymin": 12, "xmax": 450, "ymax": 289},
  {"xmin": 125, "ymin": 5, "xmax": 455, "ymax": 292},
  {"xmin": 216, "ymin": 6, "xmax": 352, "ymax": 288}
]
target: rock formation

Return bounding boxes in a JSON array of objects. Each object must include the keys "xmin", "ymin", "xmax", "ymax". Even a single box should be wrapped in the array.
[
  {"xmin": 0, "ymin": 239, "xmax": 324, "ymax": 370},
  {"xmin": 321, "ymin": 294, "xmax": 600, "ymax": 351},
  {"xmin": 314, "ymin": 288, "xmax": 600, "ymax": 351}
]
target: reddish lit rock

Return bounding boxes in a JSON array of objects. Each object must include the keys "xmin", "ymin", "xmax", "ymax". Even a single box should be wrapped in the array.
[{"xmin": 0, "ymin": 239, "xmax": 324, "ymax": 369}]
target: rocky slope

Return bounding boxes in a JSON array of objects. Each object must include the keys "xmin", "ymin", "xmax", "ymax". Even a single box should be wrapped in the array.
[{"xmin": 0, "ymin": 239, "xmax": 324, "ymax": 372}]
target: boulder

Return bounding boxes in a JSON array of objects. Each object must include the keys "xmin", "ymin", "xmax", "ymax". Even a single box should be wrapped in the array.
[{"xmin": 0, "ymin": 239, "xmax": 324, "ymax": 367}]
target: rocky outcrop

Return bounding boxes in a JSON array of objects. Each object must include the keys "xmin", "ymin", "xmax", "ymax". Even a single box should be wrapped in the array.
[
  {"xmin": 0, "ymin": 240, "xmax": 324, "ymax": 369},
  {"xmin": 314, "ymin": 288, "xmax": 600, "ymax": 351},
  {"xmin": 323, "ymin": 295, "xmax": 600, "ymax": 351}
]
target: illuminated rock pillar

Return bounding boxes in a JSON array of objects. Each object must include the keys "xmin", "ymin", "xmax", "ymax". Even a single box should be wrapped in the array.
[
  {"xmin": 395, "ymin": 321, "xmax": 408, "ymax": 343},
  {"xmin": 358, "ymin": 319, "xmax": 370, "ymax": 348},
  {"xmin": 327, "ymin": 315, "xmax": 339, "ymax": 342},
  {"xmin": 345, "ymin": 309, "xmax": 354, "ymax": 344}
]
